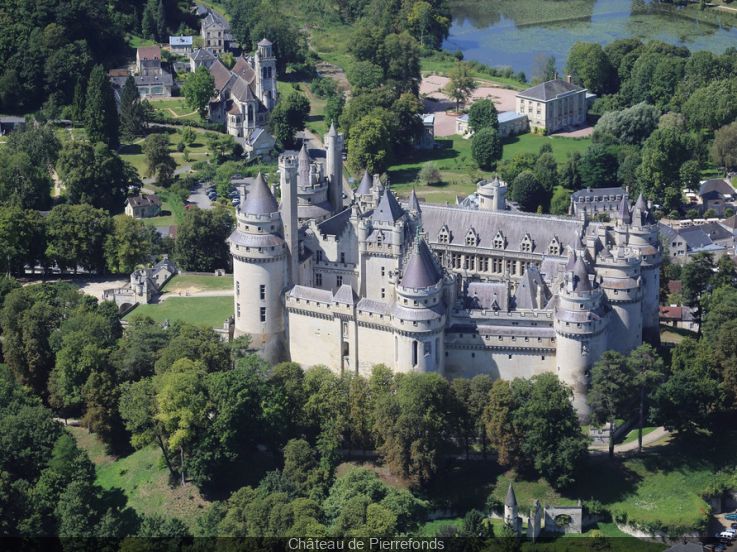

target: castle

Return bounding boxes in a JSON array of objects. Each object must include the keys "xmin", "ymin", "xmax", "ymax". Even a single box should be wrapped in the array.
[{"xmin": 228, "ymin": 127, "xmax": 661, "ymax": 416}]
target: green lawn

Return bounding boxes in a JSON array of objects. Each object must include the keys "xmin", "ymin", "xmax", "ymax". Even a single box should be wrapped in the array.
[
  {"xmin": 68, "ymin": 427, "xmax": 210, "ymax": 532},
  {"xmin": 125, "ymin": 296, "xmax": 233, "ymax": 327},
  {"xmin": 161, "ymin": 274, "xmax": 234, "ymax": 293},
  {"xmin": 148, "ymin": 98, "xmax": 203, "ymax": 122},
  {"xmin": 501, "ymin": 133, "xmax": 592, "ymax": 163},
  {"xmin": 620, "ymin": 427, "xmax": 657, "ymax": 445},
  {"xmin": 126, "ymin": 34, "xmax": 157, "ymax": 49}
]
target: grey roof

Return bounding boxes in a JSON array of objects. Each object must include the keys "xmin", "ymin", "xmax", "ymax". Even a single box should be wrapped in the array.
[
  {"xmin": 372, "ymin": 188, "xmax": 404, "ymax": 224},
  {"xmin": 298, "ymin": 202, "xmax": 333, "ymax": 220},
  {"xmin": 697, "ymin": 221, "xmax": 733, "ymax": 242},
  {"xmin": 133, "ymin": 72, "xmax": 173, "ymax": 87},
  {"xmin": 298, "ymin": 143, "xmax": 311, "ymax": 188},
  {"xmin": 571, "ymin": 187, "xmax": 625, "ymax": 201},
  {"xmin": 513, "ymin": 266, "xmax": 550, "ymax": 309},
  {"xmin": 230, "ymin": 75, "xmax": 256, "ymax": 102},
  {"xmin": 258, "ymin": 37, "xmax": 273, "ymax": 46},
  {"xmin": 422, "ymin": 204, "xmax": 583, "ymax": 256},
  {"xmin": 572, "ymin": 255, "xmax": 592, "ymax": 292},
  {"xmin": 289, "ymin": 285, "xmax": 333, "ymax": 303},
  {"xmin": 209, "ymin": 59, "xmax": 234, "ymax": 92},
  {"xmin": 675, "ymin": 226, "xmax": 727, "ymax": 252},
  {"xmin": 517, "ymin": 79, "xmax": 584, "ymax": 101},
  {"xmin": 191, "ymin": 48, "xmax": 216, "ymax": 62},
  {"xmin": 202, "ymin": 11, "xmax": 229, "ymax": 30},
  {"xmin": 658, "ymin": 222, "xmax": 678, "ymax": 243},
  {"xmin": 169, "ymin": 36, "xmax": 193, "ymax": 46},
  {"xmin": 392, "ymin": 302, "xmax": 445, "ymax": 321},
  {"xmin": 242, "ymin": 173, "xmax": 278, "ymax": 215},
  {"xmin": 408, "ymin": 188, "xmax": 421, "ymax": 214},
  {"xmin": 618, "ymin": 195, "xmax": 631, "ymax": 224},
  {"xmin": 401, "ymin": 239, "xmax": 441, "ymax": 289},
  {"xmin": 465, "ymin": 281, "xmax": 508, "ymax": 311},
  {"xmin": 498, "ymin": 111, "xmax": 527, "ymax": 123},
  {"xmin": 317, "ymin": 208, "xmax": 351, "ymax": 236},
  {"xmin": 126, "ymin": 194, "xmax": 161, "ymax": 208},
  {"xmin": 721, "ymin": 214, "xmax": 737, "ymax": 230},
  {"xmin": 699, "ymin": 178, "xmax": 734, "ymax": 198},
  {"xmin": 328, "ymin": 121, "xmax": 337, "ymax": 136},
  {"xmin": 333, "ymin": 284, "xmax": 356, "ymax": 305},
  {"xmin": 356, "ymin": 170, "xmax": 372, "ymax": 195},
  {"xmin": 228, "ymin": 230, "xmax": 283, "ymax": 248},
  {"xmin": 505, "ymin": 483, "xmax": 517, "ymax": 507},
  {"xmin": 232, "ymin": 56, "xmax": 256, "ymax": 84}
]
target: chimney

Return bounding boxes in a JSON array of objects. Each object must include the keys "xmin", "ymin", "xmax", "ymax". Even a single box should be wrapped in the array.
[{"xmin": 566, "ymin": 74, "xmax": 573, "ymax": 84}]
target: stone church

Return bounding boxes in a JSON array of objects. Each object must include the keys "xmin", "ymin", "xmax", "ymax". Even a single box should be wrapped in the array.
[{"xmin": 229, "ymin": 128, "xmax": 660, "ymax": 416}]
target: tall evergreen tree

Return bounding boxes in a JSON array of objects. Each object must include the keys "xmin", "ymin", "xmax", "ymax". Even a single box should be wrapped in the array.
[
  {"xmin": 119, "ymin": 76, "xmax": 143, "ymax": 140},
  {"xmin": 84, "ymin": 65, "xmax": 119, "ymax": 149},
  {"xmin": 156, "ymin": 0, "xmax": 167, "ymax": 42},
  {"xmin": 141, "ymin": 0, "xmax": 157, "ymax": 40},
  {"xmin": 71, "ymin": 80, "xmax": 86, "ymax": 125}
]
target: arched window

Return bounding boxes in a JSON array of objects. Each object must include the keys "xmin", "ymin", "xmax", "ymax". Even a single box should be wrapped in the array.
[
  {"xmin": 465, "ymin": 228, "xmax": 478, "ymax": 247},
  {"xmin": 493, "ymin": 231, "xmax": 505, "ymax": 250}
]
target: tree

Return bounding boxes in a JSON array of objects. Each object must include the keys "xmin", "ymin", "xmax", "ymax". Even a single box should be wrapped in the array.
[
  {"xmin": 173, "ymin": 206, "xmax": 234, "ymax": 272},
  {"xmin": 592, "ymin": 102, "xmax": 660, "ymax": 145},
  {"xmin": 0, "ymin": 206, "xmax": 46, "ymax": 275},
  {"xmin": 155, "ymin": 323, "xmax": 231, "ymax": 374},
  {"xmin": 104, "ymin": 215, "xmax": 157, "ymax": 273},
  {"xmin": 347, "ymin": 61, "xmax": 385, "ymax": 92},
  {"xmin": 269, "ymin": 91, "xmax": 310, "ymax": 149},
  {"xmin": 559, "ymin": 152, "xmax": 583, "ymax": 191},
  {"xmin": 534, "ymin": 152, "xmax": 559, "ymax": 193},
  {"xmin": 483, "ymin": 380, "xmax": 522, "ymax": 466},
  {"xmin": 566, "ymin": 42, "xmax": 614, "ymax": 95},
  {"xmin": 57, "ymin": 141, "xmax": 133, "ymax": 212},
  {"xmin": 681, "ymin": 252, "xmax": 715, "ymax": 328},
  {"xmin": 620, "ymin": 53, "xmax": 685, "ymax": 110},
  {"xmin": 579, "ymin": 144, "xmax": 619, "ymax": 190},
  {"xmin": 325, "ymin": 93, "xmax": 346, "ymax": 131},
  {"xmin": 391, "ymin": 92, "xmax": 424, "ymax": 153},
  {"xmin": 711, "ymin": 121, "xmax": 737, "ymax": 171},
  {"xmin": 347, "ymin": 108, "xmax": 396, "ymax": 174},
  {"xmin": 45, "ymin": 204, "xmax": 111, "ymax": 274},
  {"xmin": 5, "ymin": 125, "xmax": 60, "ymax": 170},
  {"xmin": 681, "ymin": 78, "xmax": 737, "ymax": 132},
  {"xmin": 679, "ymin": 159, "xmax": 701, "ymax": 192},
  {"xmin": 444, "ymin": 62, "xmax": 476, "ymax": 112},
  {"xmin": 182, "ymin": 66, "xmax": 215, "ymax": 119},
  {"xmin": 550, "ymin": 187, "xmax": 571, "ymax": 216},
  {"xmin": 470, "ymin": 127, "xmax": 502, "ymax": 171},
  {"xmin": 373, "ymin": 373, "xmax": 454, "ymax": 485},
  {"xmin": 110, "ymin": 316, "xmax": 169, "ymax": 382},
  {"xmin": 627, "ymin": 344, "xmax": 666, "ymax": 453},
  {"xmin": 498, "ymin": 152, "xmax": 536, "ymax": 185},
  {"xmin": 119, "ymin": 76, "xmax": 143, "ymax": 140},
  {"xmin": 207, "ymin": 133, "xmax": 238, "ymax": 164},
  {"xmin": 467, "ymin": 99, "xmax": 498, "ymax": 133},
  {"xmin": 249, "ymin": 14, "xmax": 307, "ymax": 74},
  {"xmin": 143, "ymin": 133, "xmax": 176, "ymax": 186},
  {"xmin": 84, "ymin": 65, "xmax": 119, "ymax": 149},
  {"xmin": 588, "ymin": 351, "xmax": 633, "ymax": 458},
  {"xmin": 510, "ymin": 170, "xmax": 548, "ymax": 213},
  {"xmin": 380, "ymin": 32, "xmax": 421, "ymax": 92},
  {"xmin": 0, "ymin": 149, "xmax": 53, "ymax": 210}
]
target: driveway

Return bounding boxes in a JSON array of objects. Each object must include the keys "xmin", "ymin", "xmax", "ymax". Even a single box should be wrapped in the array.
[{"xmin": 187, "ymin": 181, "xmax": 213, "ymax": 210}]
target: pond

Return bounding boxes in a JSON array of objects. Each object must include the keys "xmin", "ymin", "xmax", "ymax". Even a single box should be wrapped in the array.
[{"xmin": 444, "ymin": 0, "xmax": 737, "ymax": 78}]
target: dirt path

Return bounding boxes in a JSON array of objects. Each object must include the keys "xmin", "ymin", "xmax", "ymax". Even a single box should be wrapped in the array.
[{"xmin": 590, "ymin": 427, "xmax": 670, "ymax": 455}]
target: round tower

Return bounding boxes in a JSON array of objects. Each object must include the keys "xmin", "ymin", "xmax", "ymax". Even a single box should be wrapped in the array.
[
  {"xmin": 229, "ymin": 173, "xmax": 288, "ymax": 363},
  {"xmin": 595, "ymin": 247, "xmax": 643, "ymax": 354},
  {"xmin": 477, "ymin": 176, "xmax": 507, "ymax": 211},
  {"xmin": 392, "ymin": 236, "xmax": 446, "ymax": 373},
  {"xmin": 504, "ymin": 483, "xmax": 519, "ymax": 534},
  {"xmin": 554, "ymin": 251, "xmax": 609, "ymax": 419}
]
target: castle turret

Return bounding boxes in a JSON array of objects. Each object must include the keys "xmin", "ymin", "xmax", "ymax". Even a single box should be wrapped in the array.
[
  {"xmin": 393, "ymin": 234, "xmax": 446, "ymax": 373},
  {"xmin": 554, "ymin": 250, "xmax": 609, "ymax": 419},
  {"xmin": 407, "ymin": 188, "xmax": 422, "ymax": 217},
  {"xmin": 477, "ymin": 177, "xmax": 507, "ymax": 211},
  {"xmin": 325, "ymin": 122, "xmax": 344, "ymax": 214},
  {"xmin": 229, "ymin": 173, "xmax": 288, "ymax": 362},
  {"xmin": 504, "ymin": 483, "xmax": 519, "ymax": 534},
  {"xmin": 279, "ymin": 152, "xmax": 299, "ymax": 284},
  {"xmin": 254, "ymin": 38, "xmax": 277, "ymax": 109}
]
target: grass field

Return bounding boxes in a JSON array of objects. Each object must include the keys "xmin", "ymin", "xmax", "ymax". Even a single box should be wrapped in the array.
[
  {"xmin": 125, "ymin": 296, "xmax": 233, "ymax": 327},
  {"xmin": 68, "ymin": 427, "xmax": 210, "ymax": 531},
  {"xmin": 386, "ymin": 133, "xmax": 592, "ymax": 205},
  {"xmin": 148, "ymin": 98, "xmax": 202, "ymax": 122},
  {"xmin": 279, "ymin": 79, "xmax": 330, "ymax": 137},
  {"xmin": 620, "ymin": 427, "xmax": 657, "ymax": 445},
  {"xmin": 161, "ymin": 274, "xmax": 234, "ymax": 293}
]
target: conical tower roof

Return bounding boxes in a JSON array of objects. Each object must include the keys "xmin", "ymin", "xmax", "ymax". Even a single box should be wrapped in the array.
[
  {"xmin": 401, "ymin": 238, "xmax": 441, "ymax": 290},
  {"xmin": 242, "ymin": 173, "xmax": 278, "ymax": 215},
  {"xmin": 505, "ymin": 483, "xmax": 517, "ymax": 507},
  {"xmin": 328, "ymin": 121, "xmax": 337, "ymax": 137},
  {"xmin": 372, "ymin": 188, "xmax": 404, "ymax": 224},
  {"xmin": 408, "ymin": 188, "xmax": 421, "ymax": 214},
  {"xmin": 357, "ymin": 170, "xmax": 372, "ymax": 195},
  {"xmin": 572, "ymin": 255, "xmax": 592, "ymax": 292},
  {"xmin": 297, "ymin": 143, "xmax": 311, "ymax": 188},
  {"xmin": 634, "ymin": 193, "xmax": 647, "ymax": 212},
  {"xmin": 617, "ymin": 195, "xmax": 631, "ymax": 224},
  {"xmin": 565, "ymin": 248, "xmax": 577, "ymax": 271}
]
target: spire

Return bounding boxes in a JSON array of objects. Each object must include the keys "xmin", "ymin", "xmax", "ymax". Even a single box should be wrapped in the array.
[
  {"xmin": 372, "ymin": 174, "xmax": 383, "ymax": 192},
  {"xmin": 242, "ymin": 173, "xmax": 278, "ymax": 216},
  {"xmin": 565, "ymin": 247, "xmax": 577, "ymax": 271},
  {"xmin": 617, "ymin": 195, "xmax": 631, "ymax": 224},
  {"xmin": 372, "ymin": 188, "xmax": 404, "ymax": 224},
  {"xmin": 401, "ymin": 238, "xmax": 441, "ymax": 290},
  {"xmin": 357, "ymin": 170, "xmax": 372, "ymax": 195},
  {"xmin": 505, "ymin": 483, "xmax": 517, "ymax": 508},
  {"xmin": 634, "ymin": 193, "xmax": 647, "ymax": 213},
  {"xmin": 572, "ymin": 255, "xmax": 592, "ymax": 292},
  {"xmin": 328, "ymin": 121, "xmax": 337, "ymax": 137},
  {"xmin": 408, "ymin": 187, "xmax": 421, "ymax": 214}
]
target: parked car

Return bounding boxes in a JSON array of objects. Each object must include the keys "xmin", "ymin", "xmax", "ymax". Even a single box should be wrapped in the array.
[
  {"xmin": 228, "ymin": 190, "xmax": 240, "ymax": 198},
  {"xmin": 725, "ymin": 513, "xmax": 737, "ymax": 521},
  {"xmin": 718, "ymin": 530, "xmax": 734, "ymax": 540},
  {"xmin": 231, "ymin": 198, "xmax": 240, "ymax": 206}
]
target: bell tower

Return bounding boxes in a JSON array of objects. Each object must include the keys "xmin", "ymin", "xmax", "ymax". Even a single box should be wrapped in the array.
[{"xmin": 255, "ymin": 38, "xmax": 277, "ymax": 110}]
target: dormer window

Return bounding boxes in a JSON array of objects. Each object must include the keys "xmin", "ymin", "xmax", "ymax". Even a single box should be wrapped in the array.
[
  {"xmin": 548, "ymin": 237, "xmax": 561, "ymax": 256},
  {"xmin": 520, "ymin": 234, "xmax": 533, "ymax": 253},
  {"xmin": 493, "ymin": 231, "xmax": 505, "ymax": 250},
  {"xmin": 376, "ymin": 231, "xmax": 384, "ymax": 245},
  {"xmin": 438, "ymin": 225, "xmax": 451, "ymax": 244},
  {"xmin": 465, "ymin": 228, "xmax": 478, "ymax": 247}
]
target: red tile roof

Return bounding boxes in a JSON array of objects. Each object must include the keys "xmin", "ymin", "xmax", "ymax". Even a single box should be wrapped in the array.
[{"xmin": 137, "ymin": 46, "xmax": 161, "ymax": 61}]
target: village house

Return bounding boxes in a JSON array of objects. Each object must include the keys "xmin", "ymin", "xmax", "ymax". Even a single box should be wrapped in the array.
[
  {"xmin": 0, "ymin": 115, "xmax": 26, "ymax": 135},
  {"xmin": 125, "ymin": 194, "xmax": 162, "ymax": 218},
  {"xmin": 698, "ymin": 178, "xmax": 735, "ymax": 216},
  {"xmin": 169, "ymin": 36, "xmax": 193, "ymax": 54},
  {"xmin": 516, "ymin": 77, "xmax": 587, "ymax": 133},
  {"xmin": 199, "ymin": 9, "xmax": 233, "ymax": 55},
  {"xmin": 569, "ymin": 187, "xmax": 627, "ymax": 219},
  {"xmin": 659, "ymin": 221, "xmax": 733, "ymax": 263},
  {"xmin": 110, "ymin": 45, "xmax": 173, "ymax": 99}
]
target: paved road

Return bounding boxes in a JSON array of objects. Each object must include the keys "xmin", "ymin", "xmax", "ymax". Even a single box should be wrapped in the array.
[
  {"xmin": 590, "ymin": 426, "xmax": 670, "ymax": 455},
  {"xmin": 187, "ymin": 181, "xmax": 214, "ymax": 210}
]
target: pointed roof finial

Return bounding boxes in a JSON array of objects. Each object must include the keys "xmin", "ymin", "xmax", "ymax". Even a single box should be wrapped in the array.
[
  {"xmin": 357, "ymin": 170, "xmax": 372, "ymax": 195},
  {"xmin": 408, "ymin": 187, "xmax": 422, "ymax": 214}
]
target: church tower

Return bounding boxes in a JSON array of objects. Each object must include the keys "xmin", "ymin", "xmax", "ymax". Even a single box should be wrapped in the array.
[
  {"xmin": 255, "ymin": 38, "xmax": 277, "ymax": 110},
  {"xmin": 229, "ymin": 173, "xmax": 288, "ymax": 362},
  {"xmin": 554, "ymin": 249, "xmax": 609, "ymax": 419}
]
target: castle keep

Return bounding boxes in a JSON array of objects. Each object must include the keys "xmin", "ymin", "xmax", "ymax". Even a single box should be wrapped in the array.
[{"xmin": 228, "ymin": 128, "xmax": 661, "ymax": 416}]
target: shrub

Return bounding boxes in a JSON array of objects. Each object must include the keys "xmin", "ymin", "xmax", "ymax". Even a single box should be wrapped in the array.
[{"xmin": 471, "ymin": 128, "xmax": 502, "ymax": 170}]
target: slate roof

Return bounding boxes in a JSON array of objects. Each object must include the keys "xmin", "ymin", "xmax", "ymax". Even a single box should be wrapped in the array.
[
  {"xmin": 721, "ymin": 214, "xmax": 737, "ymax": 230},
  {"xmin": 209, "ymin": 59, "xmax": 234, "ymax": 92},
  {"xmin": 407, "ymin": 188, "xmax": 421, "ymax": 214},
  {"xmin": 517, "ymin": 79, "xmax": 584, "ymax": 101},
  {"xmin": 191, "ymin": 48, "xmax": 216, "ymax": 64},
  {"xmin": 232, "ymin": 56, "xmax": 256, "ymax": 83},
  {"xmin": 230, "ymin": 75, "xmax": 256, "ymax": 102},
  {"xmin": 699, "ymin": 178, "xmax": 734, "ymax": 198},
  {"xmin": 242, "ymin": 173, "xmax": 278, "ymax": 215},
  {"xmin": 202, "ymin": 11, "xmax": 229, "ymax": 30},
  {"xmin": 498, "ymin": 111, "xmax": 527, "ymax": 123},
  {"xmin": 134, "ymin": 73, "xmax": 173, "ymax": 87},
  {"xmin": 333, "ymin": 284, "xmax": 357, "ymax": 305},
  {"xmin": 465, "ymin": 281, "xmax": 508, "ymax": 311},
  {"xmin": 401, "ymin": 239, "xmax": 441, "ymax": 290},
  {"xmin": 372, "ymin": 188, "xmax": 404, "ymax": 224},
  {"xmin": 126, "ymin": 194, "xmax": 161, "ymax": 208},
  {"xmin": 697, "ymin": 221, "xmax": 733, "ymax": 242},
  {"xmin": 421, "ymin": 204, "xmax": 583, "ymax": 255},
  {"xmin": 169, "ymin": 36, "xmax": 193, "ymax": 46},
  {"xmin": 258, "ymin": 37, "xmax": 273, "ymax": 46},
  {"xmin": 505, "ymin": 483, "xmax": 517, "ymax": 507},
  {"xmin": 572, "ymin": 255, "xmax": 592, "ymax": 292},
  {"xmin": 356, "ymin": 170, "xmax": 372, "ymax": 195},
  {"xmin": 317, "ymin": 208, "xmax": 351, "ymax": 236},
  {"xmin": 513, "ymin": 266, "xmax": 550, "ymax": 309}
]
